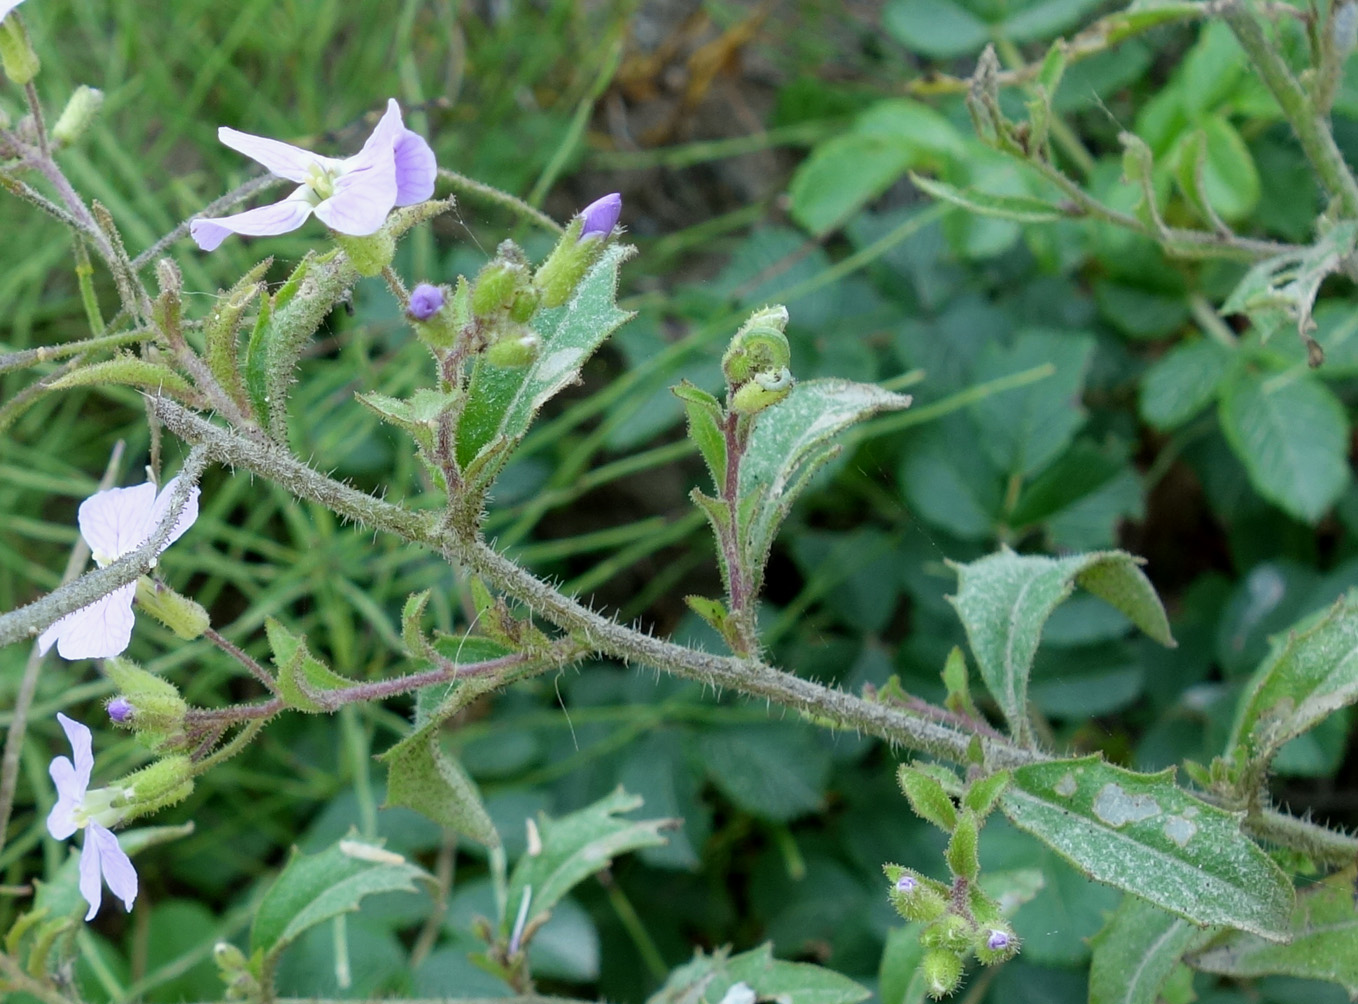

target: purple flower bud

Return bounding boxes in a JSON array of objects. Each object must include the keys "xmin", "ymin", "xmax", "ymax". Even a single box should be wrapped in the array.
[
  {"xmin": 578, "ymin": 193, "xmax": 621, "ymax": 240},
  {"xmin": 408, "ymin": 283, "xmax": 444, "ymax": 321},
  {"xmin": 895, "ymin": 875, "xmax": 917, "ymax": 893},
  {"xmin": 987, "ymin": 929, "xmax": 1010, "ymax": 950},
  {"xmin": 107, "ymin": 698, "xmax": 134, "ymax": 724}
]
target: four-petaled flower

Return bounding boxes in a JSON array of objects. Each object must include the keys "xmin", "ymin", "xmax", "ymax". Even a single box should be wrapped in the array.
[
  {"xmin": 191, "ymin": 98, "xmax": 436, "ymax": 251},
  {"xmin": 39, "ymin": 477, "xmax": 200, "ymax": 660},
  {"xmin": 48, "ymin": 713, "xmax": 137, "ymax": 921}
]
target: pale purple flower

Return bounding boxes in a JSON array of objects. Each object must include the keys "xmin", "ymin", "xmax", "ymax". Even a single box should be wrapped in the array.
[
  {"xmin": 107, "ymin": 698, "xmax": 134, "ymax": 724},
  {"xmin": 191, "ymin": 99, "xmax": 436, "ymax": 252},
  {"xmin": 0, "ymin": 0, "xmax": 27, "ymax": 20},
  {"xmin": 895, "ymin": 874, "xmax": 917, "ymax": 893},
  {"xmin": 408, "ymin": 283, "xmax": 444, "ymax": 320},
  {"xmin": 987, "ymin": 929, "xmax": 1011, "ymax": 950},
  {"xmin": 38, "ymin": 477, "xmax": 200, "ymax": 661},
  {"xmin": 48, "ymin": 714, "xmax": 137, "ymax": 921},
  {"xmin": 579, "ymin": 193, "xmax": 621, "ymax": 240}
]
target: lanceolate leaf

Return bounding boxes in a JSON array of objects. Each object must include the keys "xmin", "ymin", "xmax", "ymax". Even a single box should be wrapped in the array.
[
  {"xmin": 1187, "ymin": 868, "xmax": 1358, "ymax": 995},
  {"xmin": 456, "ymin": 244, "xmax": 636, "ymax": 490},
  {"xmin": 250, "ymin": 837, "xmax": 428, "ymax": 959},
  {"xmin": 504, "ymin": 789, "xmax": 670, "ymax": 938},
  {"xmin": 1000, "ymin": 757, "xmax": 1294, "ymax": 939},
  {"xmin": 738, "ymin": 379, "xmax": 911, "ymax": 593},
  {"xmin": 948, "ymin": 549, "xmax": 1173, "ymax": 741},
  {"xmin": 1230, "ymin": 593, "xmax": 1358, "ymax": 765},
  {"xmin": 1089, "ymin": 895, "xmax": 1216, "ymax": 1004}
]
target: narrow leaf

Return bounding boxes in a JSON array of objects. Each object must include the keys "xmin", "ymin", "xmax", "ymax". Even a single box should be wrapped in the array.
[
  {"xmin": 1001, "ymin": 757, "xmax": 1294, "ymax": 939},
  {"xmin": 264, "ymin": 618, "xmax": 353, "ymax": 713},
  {"xmin": 46, "ymin": 357, "xmax": 197, "ymax": 399},
  {"xmin": 1187, "ymin": 867, "xmax": 1358, "ymax": 995},
  {"xmin": 674, "ymin": 381, "xmax": 727, "ymax": 489},
  {"xmin": 249, "ymin": 836, "xmax": 428, "ymax": 959},
  {"xmin": 948, "ymin": 549, "xmax": 1173, "ymax": 739}
]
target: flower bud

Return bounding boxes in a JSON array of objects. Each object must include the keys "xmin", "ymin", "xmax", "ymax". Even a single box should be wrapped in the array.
[
  {"xmin": 922, "ymin": 913, "xmax": 976, "ymax": 954},
  {"xmin": 534, "ymin": 215, "xmax": 606, "ymax": 309},
  {"xmin": 885, "ymin": 865, "xmax": 947, "ymax": 923},
  {"xmin": 729, "ymin": 367, "xmax": 793, "ymax": 415},
  {"xmin": 471, "ymin": 259, "xmax": 529, "ymax": 318},
  {"xmin": 974, "ymin": 923, "xmax": 1020, "ymax": 965},
  {"xmin": 136, "ymin": 579, "xmax": 210, "ymax": 640},
  {"xmin": 407, "ymin": 283, "xmax": 444, "ymax": 321},
  {"xmin": 333, "ymin": 229, "xmax": 396, "ymax": 278},
  {"xmin": 115, "ymin": 754, "xmax": 194, "ymax": 821},
  {"xmin": 104, "ymin": 657, "xmax": 189, "ymax": 750},
  {"xmin": 0, "ymin": 9, "xmax": 39, "ymax": 86},
  {"xmin": 107, "ymin": 698, "xmax": 134, "ymax": 724},
  {"xmin": 52, "ymin": 86, "xmax": 104, "ymax": 147},
  {"xmin": 579, "ymin": 193, "xmax": 622, "ymax": 240},
  {"xmin": 920, "ymin": 949, "xmax": 964, "ymax": 999},
  {"xmin": 722, "ymin": 305, "xmax": 791, "ymax": 386},
  {"xmin": 485, "ymin": 330, "xmax": 541, "ymax": 367}
]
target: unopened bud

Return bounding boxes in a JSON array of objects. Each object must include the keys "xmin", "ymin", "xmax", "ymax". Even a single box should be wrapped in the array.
[
  {"xmin": 104, "ymin": 657, "xmax": 188, "ymax": 750},
  {"xmin": 722, "ymin": 305, "xmax": 791, "ymax": 386},
  {"xmin": 729, "ymin": 368, "xmax": 793, "ymax": 414},
  {"xmin": 0, "ymin": 7, "xmax": 39, "ymax": 86},
  {"xmin": 579, "ymin": 193, "xmax": 622, "ymax": 240},
  {"xmin": 107, "ymin": 698, "xmax": 134, "ymax": 724},
  {"xmin": 534, "ymin": 216, "xmax": 603, "ymax": 308},
  {"xmin": 922, "ymin": 913, "xmax": 975, "ymax": 954},
  {"xmin": 974, "ymin": 923, "xmax": 1020, "ymax": 965},
  {"xmin": 333, "ymin": 229, "xmax": 396, "ymax": 278},
  {"xmin": 921, "ymin": 948, "xmax": 964, "ymax": 999},
  {"xmin": 52, "ymin": 86, "xmax": 104, "ymax": 147},
  {"xmin": 407, "ymin": 283, "xmax": 444, "ymax": 321},
  {"xmin": 471, "ymin": 259, "xmax": 529, "ymax": 317},
  {"xmin": 136, "ymin": 579, "xmax": 209, "ymax": 640},
  {"xmin": 886, "ymin": 866, "xmax": 947, "ymax": 923},
  {"xmin": 116, "ymin": 754, "xmax": 194, "ymax": 821},
  {"xmin": 485, "ymin": 330, "xmax": 541, "ymax": 367}
]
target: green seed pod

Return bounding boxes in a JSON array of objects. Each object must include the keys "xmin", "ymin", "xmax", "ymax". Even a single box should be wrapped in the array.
[
  {"xmin": 115, "ymin": 755, "xmax": 195, "ymax": 821},
  {"xmin": 135, "ymin": 579, "xmax": 210, "ymax": 641},
  {"xmin": 485, "ymin": 330, "xmax": 541, "ymax": 367},
  {"xmin": 471, "ymin": 259, "xmax": 528, "ymax": 318},
  {"xmin": 920, "ymin": 948, "xmax": 964, "ymax": 999}
]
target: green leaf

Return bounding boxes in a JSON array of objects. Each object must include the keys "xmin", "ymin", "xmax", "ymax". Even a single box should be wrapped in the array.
[
  {"xmin": 46, "ymin": 356, "xmax": 197, "ymax": 400},
  {"xmin": 1187, "ymin": 116, "xmax": 1259, "ymax": 222},
  {"xmin": 969, "ymin": 329, "xmax": 1094, "ymax": 477},
  {"xmin": 505, "ymin": 788, "xmax": 670, "ymax": 937},
  {"xmin": 1187, "ymin": 867, "xmax": 1358, "ymax": 995},
  {"xmin": 1002, "ymin": 0, "xmax": 1107, "ymax": 42},
  {"xmin": 883, "ymin": 0, "xmax": 989, "ymax": 58},
  {"xmin": 898, "ymin": 416, "xmax": 1002, "ymax": 540},
  {"xmin": 249, "ymin": 836, "xmax": 428, "ymax": 959},
  {"xmin": 456, "ymin": 244, "xmax": 636, "ymax": 491},
  {"xmin": 1218, "ymin": 368, "xmax": 1350, "ymax": 522},
  {"xmin": 1139, "ymin": 337, "xmax": 1235, "ymax": 430},
  {"xmin": 651, "ymin": 943, "xmax": 869, "ymax": 1004},
  {"xmin": 948, "ymin": 548, "xmax": 1174, "ymax": 740},
  {"xmin": 356, "ymin": 387, "xmax": 460, "ymax": 453},
  {"xmin": 737, "ymin": 378, "xmax": 910, "ymax": 592},
  {"xmin": 910, "ymin": 173, "xmax": 1066, "ymax": 223},
  {"xmin": 1008, "ymin": 439, "xmax": 1128, "ymax": 529},
  {"xmin": 1229, "ymin": 593, "xmax": 1358, "ymax": 765},
  {"xmin": 1000, "ymin": 757, "xmax": 1294, "ymax": 939},
  {"xmin": 699, "ymin": 722, "xmax": 831, "ymax": 821},
  {"xmin": 264, "ymin": 618, "xmax": 353, "ymax": 713},
  {"xmin": 674, "ymin": 381, "xmax": 726, "ymax": 489},
  {"xmin": 898, "ymin": 764, "xmax": 958, "ymax": 832},
  {"xmin": 1089, "ymin": 896, "xmax": 1214, "ymax": 1004}
]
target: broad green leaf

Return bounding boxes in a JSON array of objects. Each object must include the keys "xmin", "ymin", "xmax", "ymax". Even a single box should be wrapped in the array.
[
  {"xmin": 699, "ymin": 723, "xmax": 830, "ymax": 822},
  {"xmin": 356, "ymin": 388, "xmax": 460, "ymax": 453},
  {"xmin": 1008, "ymin": 439, "xmax": 1127, "ymax": 529},
  {"xmin": 969, "ymin": 329, "xmax": 1094, "ymax": 478},
  {"xmin": 910, "ymin": 173, "xmax": 1065, "ymax": 224},
  {"xmin": 1093, "ymin": 279, "xmax": 1190, "ymax": 340},
  {"xmin": 1001, "ymin": 757, "xmax": 1294, "ymax": 939},
  {"xmin": 898, "ymin": 416, "xmax": 1002, "ymax": 540},
  {"xmin": 948, "ymin": 549, "xmax": 1174, "ymax": 740},
  {"xmin": 1229, "ymin": 593, "xmax": 1358, "ymax": 764},
  {"xmin": 504, "ymin": 788, "xmax": 670, "ymax": 937},
  {"xmin": 1218, "ymin": 368, "xmax": 1350, "ymax": 522},
  {"xmin": 1089, "ymin": 895, "xmax": 1215, "ymax": 1004},
  {"xmin": 456, "ymin": 244, "xmax": 636, "ymax": 489},
  {"xmin": 737, "ymin": 378, "xmax": 911, "ymax": 592},
  {"xmin": 1189, "ymin": 116, "xmax": 1259, "ymax": 222},
  {"xmin": 249, "ymin": 836, "xmax": 428, "ymax": 959},
  {"xmin": 1002, "ymin": 0, "xmax": 1106, "ymax": 42},
  {"xmin": 1187, "ymin": 867, "xmax": 1358, "ymax": 995},
  {"xmin": 1139, "ymin": 337, "xmax": 1235, "ymax": 431},
  {"xmin": 265, "ymin": 618, "xmax": 353, "ymax": 713},
  {"xmin": 1179, "ymin": 21, "xmax": 1247, "ymax": 119},
  {"xmin": 883, "ymin": 0, "xmax": 989, "ymax": 58},
  {"xmin": 651, "ymin": 943, "xmax": 869, "ymax": 1004}
]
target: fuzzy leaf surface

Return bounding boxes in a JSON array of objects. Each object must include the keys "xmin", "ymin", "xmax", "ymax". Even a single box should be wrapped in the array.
[
  {"xmin": 650, "ymin": 943, "xmax": 869, "ymax": 1004},
  {"xmin": 1089, "ymin": 895, "xmax": 1215, "ymax": 1004}
]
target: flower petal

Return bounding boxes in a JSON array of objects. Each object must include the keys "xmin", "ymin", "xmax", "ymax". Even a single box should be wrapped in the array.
[
  {"xmin": 78, "ymin": 483, "xmax": 158, "ymax": 561},
  {"xmin": 47, "ymin": 755, "xmax": 83, "ymax": 840},
  {"xmin": 78, "ymin": 831, "xmax": 104, "ymax": 921},
  {"xmin": 47, "ymin": 584, "xmax": 138, "ymax": 661},
  {"xmin": 352, "ymin": 99, "xmax": 406, "ymax": 163},
  {"xmin": 0, "ymin": 0, "xmax": 28, "ymax": 20},
  {"xmin": 89, "ymin": 824, "xmax": 137, "ymax": 915},
  {"xmin": 147, "ymin": 477, "xmax": 201, "ymax": 556},
  {"xmin": 314, "ymin": 158, "xmax": 397, "ymax": 235},
  {"xmin": 191, "ymin": 194, "xmax": 315, "ymax": 251},
  {"xmin": 216, "ymin": 126, "xmax": 323, "ymax": 183},
  {"xmin": 391, "ymin": 131, "xmax": 436, "ymax": 206},
  {"xmin": 56, "ymin": 713, "xmax": 94, "ymax": 782}
]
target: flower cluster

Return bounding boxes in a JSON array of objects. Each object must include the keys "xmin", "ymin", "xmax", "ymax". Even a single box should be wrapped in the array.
[
  {"xmin": 39, "ymin": 477, "xmax": 199, "ymax": 661},
  {"xmin": 191, "ymin": 99, "xmax": 435, "ymax": 251}
]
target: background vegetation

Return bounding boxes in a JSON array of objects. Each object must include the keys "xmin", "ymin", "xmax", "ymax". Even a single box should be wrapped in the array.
[{"xmin": 2, "ymin": 0, "xmax": 1356, "ymax": 1001}]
